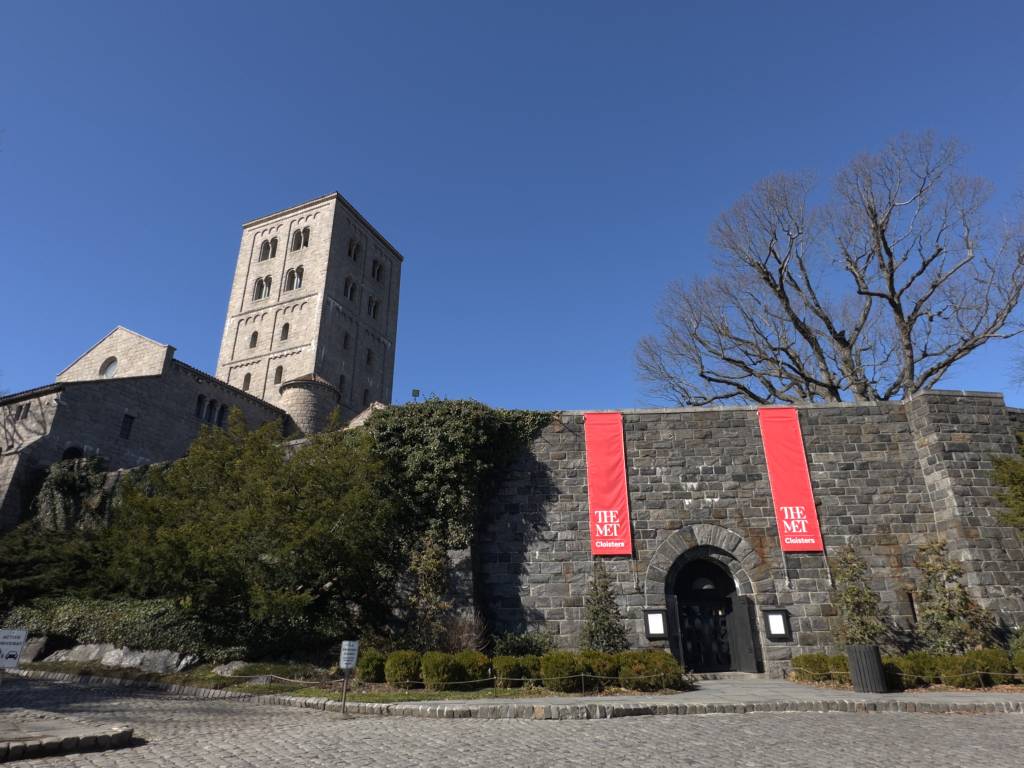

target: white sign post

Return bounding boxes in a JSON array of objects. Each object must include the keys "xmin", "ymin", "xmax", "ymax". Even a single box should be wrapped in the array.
[
  {"xmin": 0, "ymin": 629, "xmax": 28, "ymax": 687},
  {"xmin": 338, "ymin": 640, "xmax": 359, "ymax": 714}
]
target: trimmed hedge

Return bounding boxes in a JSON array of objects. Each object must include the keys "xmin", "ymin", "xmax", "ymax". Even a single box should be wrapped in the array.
[
  {"xmin": 421, "ymin": 651, "xmax": 463, "ymax": 690},
  {"xmin": 936, "ymin": 649, "xmax": 1014, "ymax": 689},
  {"xmin": 789, "ymin": 653, "xmax": 850, "ymax": 685},
  {"xmin": 540, "ymin": 651, "xmax": 584, "ymax": 693},
  {"xmin": 384, "ymin": 650, "xmax": 422, "ymax": 688},
  {"xmin": 453, "ymin": 650, "xmax": 489, "ymax": 685},
  {"xmin": 493, "ymin": 655, "xmax": 531, "ymax": 688},
  {"xmin": 3, "ymin": 597, "xmax": 218, "ymax": 658},
  {"xmin": 492, "ymin": 632, "xmax": 555, "ymax": 657},
  {"xmin": 355, "ymin": 648, "xmax": 386, "ymax": 683},
  {"xmin": 1014, "ymin": 649, "xmax": 1024, "ymax": 678},
  {"xmin": 579, "ymin": 650, "xmax": 620, "ymax": 687},
  {"xmin": 617, "ymin": 650, "xmax": 689, "ymax": 691}
]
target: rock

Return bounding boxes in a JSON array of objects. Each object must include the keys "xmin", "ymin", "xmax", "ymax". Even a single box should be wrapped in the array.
[
  {"xmin": 21, "ymin": 636, "xmax": 73, "ymax": 663},
  {"xmin": 176, "ymin": 654, "xmax": 199, "ymax": 672},
  {"xmin": 44, "ymin": 644, "xmax": 190, "ymax": 674},
  {"xmin": 212, "ymin": 660, "xmax": 248, "ymax": 677}
]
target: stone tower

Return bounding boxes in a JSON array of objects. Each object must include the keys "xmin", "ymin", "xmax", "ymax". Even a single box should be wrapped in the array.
[{"xmin": 215, "ymin": 193, "xmax": 402, "ymax": 433}]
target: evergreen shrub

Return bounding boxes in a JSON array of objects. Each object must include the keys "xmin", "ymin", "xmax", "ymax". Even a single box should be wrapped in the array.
[
  {"xmin": 493, "ymin": 655, "xmax": 529, "ymax": 688},
  {"xmin": 937, "ymin": 649, "xmax": 1014, "ymax": 688},
  {"xmin": 617, "ymin": 650, "xmax": 689, "ymax": 691},
  {"xmin": 384, "ymin": 651, "xmax": 422, "ymax": 688},
  {"xmin": 789, "ymin": 653, "xmax": 850, "ymax": 685},
  {"xmin": 492, "ymin": 632, "xmax": 555, "ymax": 657},
  {"xmin": 420, "ymin": 651, "xmax": 463, "ymax": 690},
  {"xmin": 578, "ymin": 650, "xmax": 620, "ymax": 688},
  {"xmin": 453, "ymin": 649, "xmax": 489, "ymax": 686},
  {"xmin": 540, "ymin": 651, "xmax": 583, "ymax": 692},
  {"xmin": 884, "ymin": 651, "xmax": 939, "ymax": 689},
  {"xmin": 355, "ymin": 648, "xmax": 386, "ymax": 683}
]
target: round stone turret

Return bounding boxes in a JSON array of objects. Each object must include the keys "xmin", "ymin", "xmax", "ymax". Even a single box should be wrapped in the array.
[{"xmin": 278, "ymin": 374, "xmax": 341, "ymax": 435}]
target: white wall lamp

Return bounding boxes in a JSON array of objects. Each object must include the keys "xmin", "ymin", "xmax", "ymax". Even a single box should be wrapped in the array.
[
  {"xmin": 762, "ymin": 609, "xmax": 792, "ymax": 641},
  {"xmin": 644, "ymin": 609, "xmax": 668, "ymax": 640}
]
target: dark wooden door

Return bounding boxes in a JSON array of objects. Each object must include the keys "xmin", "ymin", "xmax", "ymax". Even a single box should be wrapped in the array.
[
  {"xmin": 677, "ymin": 598, "xmax": 732, "ymax": 672},
  {"xmin": 726, "ymin": 595, "xmax": 759, "ymax": 672}
]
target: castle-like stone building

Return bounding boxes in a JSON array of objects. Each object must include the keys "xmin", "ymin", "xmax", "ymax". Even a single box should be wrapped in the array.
[{"xmin": 0, "ymin": 193, "xmax": 402, "ymax": 530}]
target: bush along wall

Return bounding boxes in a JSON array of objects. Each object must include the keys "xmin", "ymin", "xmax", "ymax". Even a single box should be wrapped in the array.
[{"xmin": 793, "ymin": 649, "xmax": 1023, "ymax": 690}]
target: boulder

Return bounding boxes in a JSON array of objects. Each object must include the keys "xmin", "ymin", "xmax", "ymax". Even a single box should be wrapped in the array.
[
  {"xmin": 44, "ymin": 644, "xmax": 193, "ymax": 674},
  {"xmin": 212, "ymin": 660, "xmax": 248, "ymax": 677}
]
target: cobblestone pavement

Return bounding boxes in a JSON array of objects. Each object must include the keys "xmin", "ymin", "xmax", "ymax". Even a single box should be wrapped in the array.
[{"xmin": 3, "ymin": 680, "xmax": 1023, "ymax": 767}]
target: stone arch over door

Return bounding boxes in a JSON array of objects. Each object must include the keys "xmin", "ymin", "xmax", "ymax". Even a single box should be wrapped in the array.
[{"xmin": 643, "ymin": 524, "xmax": 771, "ymax": 600}]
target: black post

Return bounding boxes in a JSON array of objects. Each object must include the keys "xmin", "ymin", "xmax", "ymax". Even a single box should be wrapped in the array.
[{"xmin": 846, "ymin": 644, "xmax": 887, "ymax": 693}]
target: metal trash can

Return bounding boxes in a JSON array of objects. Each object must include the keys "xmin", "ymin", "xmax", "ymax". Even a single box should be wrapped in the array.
[{"xmin": 846, "ymin": 644, "xmax": 888, "ymax": 693}]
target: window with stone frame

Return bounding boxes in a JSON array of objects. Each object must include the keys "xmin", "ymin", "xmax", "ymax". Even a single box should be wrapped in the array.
[
  {"xmin": 281, "ymin": 322, "xmax": 290, "ymax": 341},
  {"xmin": 274, "ymin": 365, "xmax": 283, "ymax": 385},
  {"xmin": 285, "ymin": 266, "xmax": 304, "ymax": 291},
  {"xmin": 195, "ymin": 395, "xmax": 206, "ymax": 419},
  {"xmin": 119, "ymin": 413, "xmax": 135, "ymax": 439},
  {"xmin": 242, "ymin": 373, "xmax": 252, "ymax": 391},
  {"xmin": 367, "ymin": 296, "xmax": 380, "ymax": 319},
  {"xmin": 249, "ymin": 331, "xmax": 259, "ymax": 349},
  {"xmin": 371, "ymin": 259, "xmax": 384, "ymax": 282},
  {"xmin": 344, "ymin": 278, "xmax": 357, "ymax": 301}
]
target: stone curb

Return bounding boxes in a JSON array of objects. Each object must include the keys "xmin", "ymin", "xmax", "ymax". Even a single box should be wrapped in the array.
[
  {"xmin": 0, "ymin": 722, "xmax": 133, "ymax": 763},
  {"xmin": 10, "ymin": 669, "xmax": 1024, "ymax": 721}
]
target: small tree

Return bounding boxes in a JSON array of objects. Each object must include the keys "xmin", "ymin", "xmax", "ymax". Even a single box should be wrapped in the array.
[
  {"xmin": 913, "ymin": 541, "xmax": 995, "ymax": 654},
  {"xmin": 579, "ymin": 561, "xmax": 630, "ymax": 653},
  {"xmin": 831, "ymin": 547, "xmax": 888, "ymax": 647},
  {"xmin": 992, "ymin": 433, "xmax": 1024, "ymax": 533}
]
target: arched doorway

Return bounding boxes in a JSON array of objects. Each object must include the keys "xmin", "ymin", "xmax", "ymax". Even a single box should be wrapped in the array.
[{"xmin": 667, "ymin": 556, "xmax": 760, "ymax": 673}]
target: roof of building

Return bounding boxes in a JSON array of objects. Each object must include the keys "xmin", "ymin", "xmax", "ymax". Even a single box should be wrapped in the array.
[
  {"xmin": 55, "ymin": 326, "xmax": 175, "ymax": 380},
  {"xmin": 241, "ymin": 191, "xmax": 404, "ymax": 262},
  {"xmin": 0, "ymin": 383, "xmax": 65, "ymax": 406}
]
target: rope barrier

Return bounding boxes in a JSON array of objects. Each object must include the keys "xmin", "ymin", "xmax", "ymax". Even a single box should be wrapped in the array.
[{"xmin": 219, "ymin": 670, "xmax": 692, "ymax": 688}]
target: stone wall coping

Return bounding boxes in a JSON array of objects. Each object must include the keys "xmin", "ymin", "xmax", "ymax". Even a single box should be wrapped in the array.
[{"xmin": 553, "ymin": 388, "xmax": 1006, "ymax": 417}]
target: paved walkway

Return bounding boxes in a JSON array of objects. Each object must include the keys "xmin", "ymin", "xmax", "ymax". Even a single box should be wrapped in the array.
[{"xmin": 2, "ymin": 678, "xmax": 1023, "ymax": 767}]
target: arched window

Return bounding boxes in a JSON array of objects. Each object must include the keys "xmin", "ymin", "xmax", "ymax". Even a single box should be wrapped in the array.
[
  {"xmin": 274, "ymin": 365, "xmax": 283, "ymax": 385},
  {"xmin": 217, "ymin": 404, "xmax": 227, "ymax": 427},
  {"xmin": 292, "ymin": 230, "xmax": 303, "ymax": 251},
  {"xmin": 249, "ymin": 331, "xmax": 259, "ymax": 349},
  {"xmin": 302, "ymin": 227, "xmax": 310, "ymax": 247},
  {"xmin": 242, "ymin": 373, "xmax": 251, "ymax": 391},
  {"xmin": 343, "ymin": 332, "xmax": 351, "ymax": 350},
  {"xmin": 195, "ymin": 394, "xmax": 206, "ymax": 418},
  {"xmin": 285, "ymin": 267, "xmax": 303, "ymax": 291},
  {"xmin": 362, "ymin": 388, "xmax": 370, "ymax": 407},
  {"xmin": 367, "ymin": 297, "xmax": 380, "ymax": 319},
  {"xmin": 343, "ymin": 278, "xmax": 356, "ymax": 301},
  {"xmin": 62, "ymin": 445, "xmax": 84, "ymax": 460},
  {"xmin": 339, "ymin": 373, "xmax": 346, "ymax": 392},
  {"xmin": 371, "ymin": 260, "xmax": 384, "ymax": 282},
  {"xmin": 270, "ymin": 237, "xmax": 278, "ymax": 258},
  {"xmin": 205, "ymin": 399, "xmax": 217, "ymax": 423},
  {"xmin": 259, "ymin": 240, "xmax": 271, "ymax": 261},
  {"xmin": 348, "ymin": 239, "xmax": 361, "ymax": 260},
  {"xmin": 99, "ymin": 356, "xmax": 118, "ymax": 378},
  {"xmin": 280, "ymin": 323, "xmax": 290, "ymax": 341},
  {"xmin": 366, "ymin": 348, "xmax": 374, "ymax": 367},
  {"xmin": 253, "ymin": 278, "xmax": 267, "ymax": 300}
]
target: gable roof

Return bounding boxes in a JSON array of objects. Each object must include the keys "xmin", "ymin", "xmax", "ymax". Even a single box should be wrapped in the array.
[{"xmin": 55, "ymin": 326, "xmax": 175, "ymax": 379}]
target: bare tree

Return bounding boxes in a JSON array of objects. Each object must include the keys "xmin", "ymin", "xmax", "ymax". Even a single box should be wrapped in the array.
[{"xmin": 637, "ymin": 134, "xmax": 1024, "ymax": 405}]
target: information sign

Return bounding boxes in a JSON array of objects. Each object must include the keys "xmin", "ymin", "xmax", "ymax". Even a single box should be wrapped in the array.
[{"xmin": 0, "ymin": 629, "xmax": 28, "ymax": 670}]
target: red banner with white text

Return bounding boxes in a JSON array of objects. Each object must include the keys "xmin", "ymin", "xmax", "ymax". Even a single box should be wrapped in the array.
[
  {"xmin": 757, "ymin": 408, "xmax": 824, "ymax": 553},
  {"xmin": 583, "ymin": 412, "xmax": 633, "ymax": 556}
]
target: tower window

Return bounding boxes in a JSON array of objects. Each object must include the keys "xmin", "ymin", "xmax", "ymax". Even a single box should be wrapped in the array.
[
  {"xmin": 371, "ymin": 260, "xmax": 384, "ymax": 282},
  {"xmin": 302, "ymin": 227, "xmax": 310, "ymax": 247},
  {"xmin": 348, "ymin": 239, "xmax": 361, "ymax": 260},
  {"xmin": 253, "ymin": 277, "xmax": 272, "ymax": 300},
  {"xmin": 119, "ymin": 414, "xmax": 135, "ymax": 439},
  {"xmin": 291, "ymin": 230, "xmax": 302, "ymax": 251},
  {"xmin": 343, "ymin": 278, "xmax": 357, "ymax": 301},
  {"xmin": 281, "ymin": 322, "xmax": 290, "ymax": 341},
  {"xmin": 338, "ymin": 373, "xmax": 346, "ymax": 392},
  {"xmin": 367, "ymin": 297, "xmax": 380, "ymax": 319},
  {"xmin": 259, "ymin": 240, "xmax": 271, "ymax": 261},
  {"xmin": 274, "ymin": 365, "xmax": 283, "ymax": 384},
  {"xmin": 99, "ymin": 356, "xmax": 118, "ymax": 378},
  {"xmin": 270, "ymin": 237, "xmax": 278, "ymax": 258},
  {"xmin": 362, "ymin": 388, "xmax": 370, "ymax": 407},
  {"xmin": 195, "ymin": 394, "xmax": 206, "ymax": 418},
  {"xmin": 343, "ymin": 332, "xmax": 350, "ymax": 350},
  {"xmin": 366, "ymin": 348, "xmax": 374, "ymax": 367},
  {"xmin": 249, "ymin": 331, "xmax": 259, "ymax": 349},
  {"xmin": 242, "ymin": 373, "xmax": 252, "ymax": 391},
  {"xmin": 285, "ymin": 266, "xmax": 303, "ymax": 291}
]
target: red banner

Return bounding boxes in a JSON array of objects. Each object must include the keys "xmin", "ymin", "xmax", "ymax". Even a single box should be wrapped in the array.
[
  {"xmin": 583, "ymin": 412, "xmax": 633, "ymax": 556},
  {"xmin": 757, "ymin": 408, "xmax": 824, "ymax": 553}
]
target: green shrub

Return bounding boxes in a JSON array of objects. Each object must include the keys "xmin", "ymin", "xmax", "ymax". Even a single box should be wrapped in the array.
[
  {"xmin": 1012, "ymin": 649, "xmax": 1024, "ymax": 679},
  {"xmin": 493, "ymin": 631, "xmax": 555, "ymax": 657},
  {"xmin": 453, "ymin": 650, "xmax": 489, "ymax": 686},
  {"xmin": 579, "ymin": 562, "xmax": 629, "ymax": 653},
  {"xmin": 540, "ymin": 651, "xmax": 583, "ymax": 692},
  {"xmin": 617, "ymin": 650, "xmax": 689, "ymax": 691},
  {"xmin": 885, "ymin": 651, "xmax": 939, "ymax": 689},
  {"xmin": 493, "ymin": 655, "xmax": 529, "ymax": 688},
  {"xmin": 384, "ymin": 651, "xmax": 422, "ymax": 688},
  {"xmin": 356, "ymin": 648, "xmax": 386, "ymax": 683},
  {"xmin": 937, "ymin": 649, "xmax": 1014, "ymax": 688},
  {"xmin": 789, "ymin": 653, "xmax": 849, "ymax": 685},
  {"xmin": 520, "ymin": 654, "xmax": 541, "ymax": 684},
  {"xmin": 4, "ymin": 597, "xmax": 214, "ymax": 657},
  {"xmin": 421, "ymin": 651, "xmax": 464, "ymax": 690},
  {"xmin": 579, "ymin": 650, "xmax": 620, "ymax": 688},
  {"xmin": 233, "ymin": 662, "xmax": 326, "ymax": 681}
]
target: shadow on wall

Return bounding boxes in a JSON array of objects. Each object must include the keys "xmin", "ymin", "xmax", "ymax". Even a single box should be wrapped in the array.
[{"xmin": 473, "ymin": 444, "xmax": 558, "ymax": 637}]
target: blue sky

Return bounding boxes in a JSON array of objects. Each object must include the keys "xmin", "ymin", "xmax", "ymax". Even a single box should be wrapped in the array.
[{"xmin": 3, "ymin": 1, "xmax": 1024, "ymax": 409}]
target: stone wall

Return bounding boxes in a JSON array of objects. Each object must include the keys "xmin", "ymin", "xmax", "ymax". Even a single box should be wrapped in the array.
[{"xmin": 475, "ymin": 390, "xmax": 1024, "ymax": 676}]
